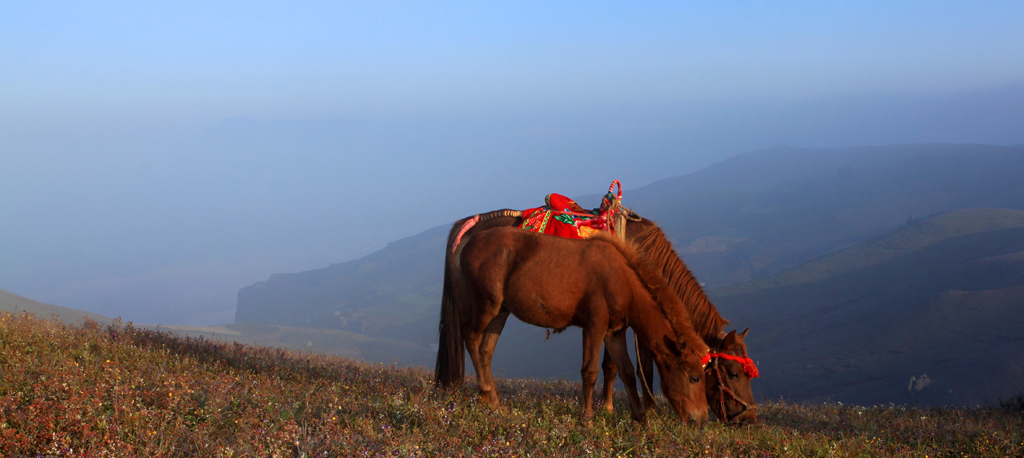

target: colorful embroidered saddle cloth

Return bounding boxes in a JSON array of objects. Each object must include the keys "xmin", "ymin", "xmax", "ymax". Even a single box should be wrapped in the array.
[{"xmin": 520, "ymin": 180, "xmax": 624, "ymax": 240}]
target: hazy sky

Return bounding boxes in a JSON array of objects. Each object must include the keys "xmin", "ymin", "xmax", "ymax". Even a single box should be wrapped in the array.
[{"xmin": 3, "ymin": 2, "xmax": 1024, "ymax": 325}]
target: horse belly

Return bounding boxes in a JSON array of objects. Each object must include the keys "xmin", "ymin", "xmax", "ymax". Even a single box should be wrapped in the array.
[{"xmin": 500, "ymin": 282, "xmax": 582, "ymax": 330}]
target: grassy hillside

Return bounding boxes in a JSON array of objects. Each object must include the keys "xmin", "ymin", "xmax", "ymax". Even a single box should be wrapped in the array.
[
  {"xmin": 3, "ymin": 312, "xmax": 1021, "ymax": 457},
  {"xmin": 151, "ymin": 322, "xmax": 435, "ymax": 368},
  {"xmin": 0, "ymin": 289, "xmax": 436, "ymax": 369},
  {"xmin": 712, "ymin": 208, "xmax": 1024, "ymax": 406},
  {"xmin": 1, "ymin": 289, "xmax": 115, "ymax": 326}
]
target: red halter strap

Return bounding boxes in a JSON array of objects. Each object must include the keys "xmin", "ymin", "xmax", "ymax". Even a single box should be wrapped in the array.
[{"xmin": 707, "ymin": 352, "xmax": 759, "ymax": 379}]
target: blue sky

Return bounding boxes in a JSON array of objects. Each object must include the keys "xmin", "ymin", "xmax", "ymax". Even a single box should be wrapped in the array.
[
  {"xmin": 7, "ymin": 2, "xmax": 1023, "ymax": 124},
  {"xmin": 3, "ymin": 2, "xmax": 1024, "ymax": 325}
]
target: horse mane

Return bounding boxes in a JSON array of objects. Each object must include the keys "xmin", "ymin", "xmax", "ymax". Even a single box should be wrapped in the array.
[
  {"xmin": 590, "ymin": 233, "xmax": 709, "ymax": 355},
  {"xmin": 631, "ymin": 223, "xmax": 729, "ymax": 341}
]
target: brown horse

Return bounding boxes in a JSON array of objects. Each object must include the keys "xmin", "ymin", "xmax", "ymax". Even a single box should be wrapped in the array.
[
  {"xmin": 444, "ymin": 227, "xmax": 710, "ymax": 424},
  {"xmin": 702, "ymin": 329, "xmax": 758, "ymax": 423},
  {"xmin": 433, "ymin": 209, "xmax": 758, "ymax": 422},
  {"xmin": 601, "ymin": 221, "xmax": 759, "ymax": 424}
]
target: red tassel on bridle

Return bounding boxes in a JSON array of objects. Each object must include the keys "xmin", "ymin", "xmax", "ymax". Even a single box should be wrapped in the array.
[{"xmin": 707, "ymin": 352, "xmax": 759, "ymax": 379}]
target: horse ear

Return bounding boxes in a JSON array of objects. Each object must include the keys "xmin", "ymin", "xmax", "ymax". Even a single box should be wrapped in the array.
[
  {"xmin": 738, "ymin": 328, "xmax": 749, "ymax": 340},
  {"xmin": 722, "ymin": 330, "xmax": 738, "ymax": 348},
  {"xmin": 663, "ymin": 335, "xmax": 683, "ymax": 357}
]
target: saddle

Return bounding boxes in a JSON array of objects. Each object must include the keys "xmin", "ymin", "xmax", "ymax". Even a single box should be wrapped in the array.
[{"xmin": 520, "ymin": 180, "xmax": 624, "ymax": 240}]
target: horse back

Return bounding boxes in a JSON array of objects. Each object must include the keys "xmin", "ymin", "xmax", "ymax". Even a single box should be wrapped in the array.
[{"xmin": 457, "ymin": 228, "xmax": 642, "ymax": 326}]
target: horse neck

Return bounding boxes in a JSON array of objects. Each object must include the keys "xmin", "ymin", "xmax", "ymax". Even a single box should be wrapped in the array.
[
  {"xmin": 631, "ymin": 222, "xmax": 729, "ymax": 341},
  {"xmin": 629, "ymin": 294, "xmax": 680, "ymax": 356},
  {"xmin": 624, "ymin": 249, "xmax": 707, "ymax": 356},
  {"xmin": 585, "ymin": 232, "xmax": 699, "ymax": 353},
  {"xmin": 630, "ymin": 290, "xmax": 708, "ymax": 367}
]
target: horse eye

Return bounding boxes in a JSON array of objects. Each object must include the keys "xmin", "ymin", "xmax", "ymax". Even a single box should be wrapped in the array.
[
  {"xmin": 689, "ymin": 376, "xmax": 700, "ymax": 384},
  {"xmin": 728, "ymin": 372, "xmax": 740, "ymax": 379}
]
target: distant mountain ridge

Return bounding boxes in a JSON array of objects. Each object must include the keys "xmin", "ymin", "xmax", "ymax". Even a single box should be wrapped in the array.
[
  {"xmin": 234, "ymin": 143, "xmax": 1024, "ymax": 405},
  {"xmin": 236, "ymin": 143, "xmax": 1024, "ymax": 334},
  {"xmin": 236, "ymin": 224, "xmax": 449, "ymax": 345},
  {"xmin": 732, "ymin": 208, "xmax": 1024, "ymax": 292},
  {"xmin": 625, "ymin": 143, "xmax": 1024, "ymax": 284}
]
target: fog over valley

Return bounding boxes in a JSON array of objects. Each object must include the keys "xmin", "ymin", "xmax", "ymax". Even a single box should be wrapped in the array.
[{"xmin": 3, "ymin": 3, "xmax": 1024, "ymax": 344}]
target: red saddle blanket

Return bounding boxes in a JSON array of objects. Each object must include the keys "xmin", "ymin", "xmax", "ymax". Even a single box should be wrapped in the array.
[
  {"xmin": 520, "ymin": 184, "xmax": 622, "ymax": 239},
  {"xmin": 520, "ymin": 194, "xmax": 595, "ymax": 239}
]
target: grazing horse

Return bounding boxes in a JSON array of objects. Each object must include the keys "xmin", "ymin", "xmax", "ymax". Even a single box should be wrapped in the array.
[
  {"xmin": 602, "ymin": 221, "xmax": 759, "ymax": 424},
  {"xmin": 443, "ymin": 227, "xmax": 710, "ymax": 424},
  {"xmin": 433, "ymin": 209, "xmax": 758, "ymax": 423},
  {"xmin": 702, "ymin": 329, "xmax": 758, "ymax": 423}
]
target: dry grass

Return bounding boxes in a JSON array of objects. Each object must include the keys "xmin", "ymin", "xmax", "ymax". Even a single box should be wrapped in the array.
[{"xmin": 2, "ymin": 312, "xmax": 1021, "ymax": 457}]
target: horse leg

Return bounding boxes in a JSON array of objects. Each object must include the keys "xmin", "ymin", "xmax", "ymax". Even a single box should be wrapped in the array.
[
  {"xmin": 463, "ymin": 306, "xmax": 504, "ymax": 409},
  {"xmin": 599, "ymin": 348, "xmax": 618, "ymax": 414},
  {"xmin": 463, "ymin": 326, "xmax": 486, "ymax": 403},
  {"xmin": 605, "ymin": 331, "xmax": 645, "ymax": 422},
  {"xmin": 476, "ymin": 310, "xmax": 510, "ymax": 408},
  {"xmin": 580, "ymin": 324, "xmax": 606, "ymax": 423}
]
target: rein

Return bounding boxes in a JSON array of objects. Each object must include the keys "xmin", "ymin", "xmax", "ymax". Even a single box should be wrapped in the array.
[
  {"xmin": 633, "ymin": 331, "xmax": 713, "ymax": 417},
  {"xmin": 634, "ymin": 331, "xmax": 662, "ymax": 415}
]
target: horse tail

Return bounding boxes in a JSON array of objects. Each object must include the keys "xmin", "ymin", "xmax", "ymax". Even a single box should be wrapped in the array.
[
  {"xmin": 435, "ymin": 209, "xmax": 524, "ymax": 387},
  {"xmin": 434, "ymin": 216, "xmax": 476, "ymax": 387}
]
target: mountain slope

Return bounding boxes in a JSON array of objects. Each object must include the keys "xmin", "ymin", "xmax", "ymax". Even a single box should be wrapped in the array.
[
  {"xmin": 711, "ymin": 208, "xmax": 1024, "ymax": 406},
  {"xmin": 1, "ymin": 288, "xmax": 435, "ymax": 367},
  {"xmin": 236, "ymin": 224, "xmax": 450, "ymax": 344},
  {"xmin": 732, "ymin": 208, "xmax": 1024, "ymax": 291},
  {"xmin": 151, "ymin": 322, "xmax": 435, "ymax": 367},
  {"xmin": 1, "ymin": 289, "xmax": 115, "ymax": 325},
  {"xmin": 234, "ymin": 144, "xmax": 1024, "ymax": 404},
  {"xmin": 236, "ymin": 143, "xmax": 1024, "ymax": 338},
  {"xmin": 625, "ymin": 143, "xmax": 1024, "ymax": 285}
]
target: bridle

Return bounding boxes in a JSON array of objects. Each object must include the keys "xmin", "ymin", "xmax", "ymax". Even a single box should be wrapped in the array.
[
  {"xmin": 634, "ymin": 332, "xmax": 712, "ymax": 416},
  {"xmin": 705, "ymin": 342, "xmax": 758, "ymax": 423}
]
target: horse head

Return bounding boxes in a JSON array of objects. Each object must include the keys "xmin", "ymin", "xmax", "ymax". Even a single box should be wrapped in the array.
[
  {"xmin": 654, "ymin": 335, "xmax": 710, "ymax": 427},
  {"xmin": 705, "ymin": 328, "xmax": 758, "ymax": 424}
]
